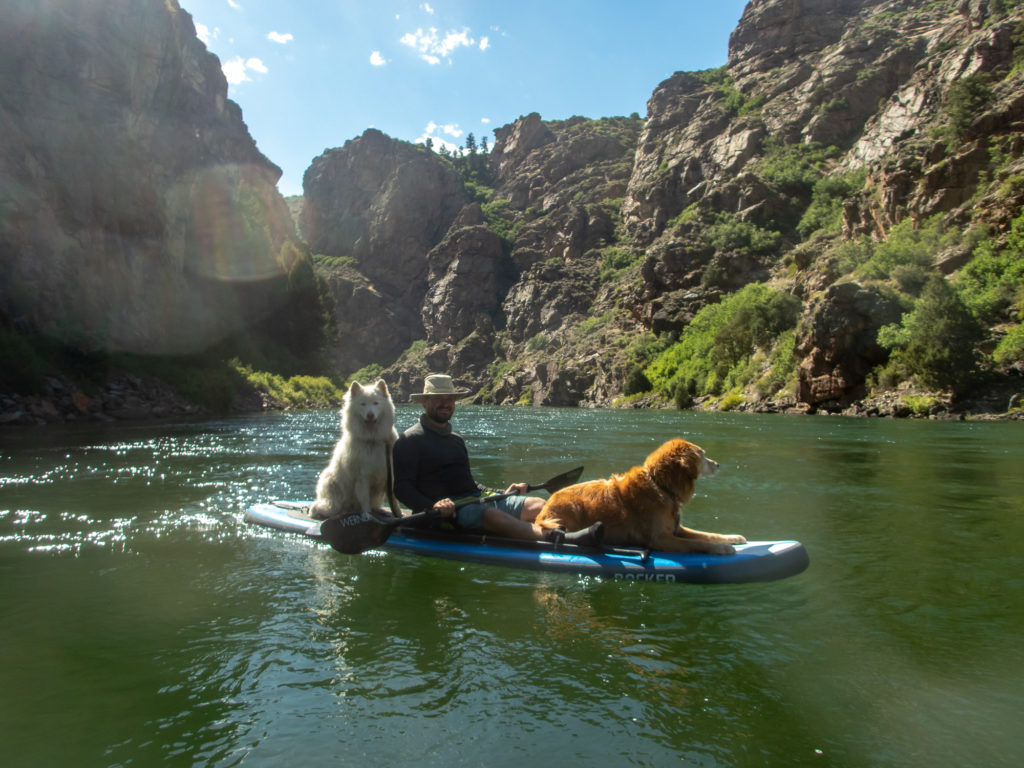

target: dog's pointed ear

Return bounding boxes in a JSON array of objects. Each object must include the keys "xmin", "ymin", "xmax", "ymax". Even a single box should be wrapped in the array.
[
  {"xmin": 349, "ymin": 381, "xmax": 362, "ymax": 396},
  {"xmin": 375, "ymin": 379, "xmax": 389, "ymax": 395}
]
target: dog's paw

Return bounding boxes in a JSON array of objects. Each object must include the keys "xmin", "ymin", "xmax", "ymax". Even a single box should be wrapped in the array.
[
  {"xmin": 723, "ymin": 534, "xmax": 746, "ymax": 544},
  {"xmin": 709, "ymin": 542, "xmax": 736, "ymax": 555}
]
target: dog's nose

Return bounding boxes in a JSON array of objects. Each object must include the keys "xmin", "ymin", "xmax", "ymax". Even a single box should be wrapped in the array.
[{"xmin": 702, "ymin": 457, "xmax": 719, "ymax": 477}]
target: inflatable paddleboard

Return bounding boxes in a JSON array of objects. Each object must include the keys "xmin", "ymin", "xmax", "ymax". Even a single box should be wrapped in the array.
[{"xmin": 245, "ymin": 501, "xmax": 809, "ymax": 584}]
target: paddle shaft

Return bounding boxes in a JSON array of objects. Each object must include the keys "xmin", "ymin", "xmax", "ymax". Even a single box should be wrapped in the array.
[
  {"xmin": 319, "ymin": 465, "xmax": 584, "ymax": 554},
  {"xmin": 390, "ymin": 489, "xmax": 534, "ymax": 528}
]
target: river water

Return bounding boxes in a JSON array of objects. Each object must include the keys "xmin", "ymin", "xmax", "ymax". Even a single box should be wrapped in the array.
[{"xmin": 1, "ymin": 406, "xmax": 1021, "ymax": 767}]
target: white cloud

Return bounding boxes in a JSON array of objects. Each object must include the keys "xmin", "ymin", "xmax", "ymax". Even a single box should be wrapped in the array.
[
  {"xmin": 227, "ymin": 0, "xmax": 241, "ymax": 9},
  {"xmin": 416, "ymin": 121, "xmax": 464, "ymax": 153},
  {"xmin": 370, "ymin": 50, "xmax": 387, "ymax": 66},
  {"xmin": 481, "ymin": 117, "xmax": 491, "ymax": 124},
  {"xmin": 421, "ymin": 3, "xmax": 435, "ymax": 13},
  {"xmin": 441, "ymin": 29, "xmax": 472, "ymax": 56},
  {"xmin": 195, "ymin": 22, "xmax": 213, "ymax": 45},
  {"xmin": 267, "ymin": 31, "xmax": 294, "ymax": 44},
  {"xmin": 479, "ymin": 36, "xmax": 490, "ymax": 51},
  {"xmin": 400, "ymin": 26, "xmax": 478, "ymax": 64},
  {"xmin": 222, "ymin": 57, "xmax": 250, "ymax": 84},
  {"xmin": 222, "ymin": 56, "xmax": 267, "ymax": 85}
]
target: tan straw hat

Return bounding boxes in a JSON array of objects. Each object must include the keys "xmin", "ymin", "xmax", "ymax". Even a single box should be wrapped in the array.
[{"xmin": 410, "ymin": 373, "xmax": 471, "ymax": 400}]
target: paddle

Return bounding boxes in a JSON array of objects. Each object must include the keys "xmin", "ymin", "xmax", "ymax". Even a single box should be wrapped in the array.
[{"xmin": 319, "ymin": 465, "xmax": 583, "ymax": 554}]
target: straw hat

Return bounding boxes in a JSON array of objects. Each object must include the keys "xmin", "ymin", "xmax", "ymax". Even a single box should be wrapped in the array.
[{"xmin": 409, "ymin": 373, "xmax": 471, "ymax": 400}]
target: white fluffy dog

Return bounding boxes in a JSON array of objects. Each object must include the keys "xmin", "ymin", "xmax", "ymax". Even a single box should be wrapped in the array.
[{"xmin": 309, "ymin": 379, "xmax": 399, "ymax": 520}]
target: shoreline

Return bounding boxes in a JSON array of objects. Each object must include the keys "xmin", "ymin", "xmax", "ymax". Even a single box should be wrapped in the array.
[{"xmin": 3, "ymin": 372, "xmax": 1021, "ymax": 427}]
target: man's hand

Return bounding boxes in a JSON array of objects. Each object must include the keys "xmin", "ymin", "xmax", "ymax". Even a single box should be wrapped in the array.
[
  {"xmin": 503, "ymin": 482, "xmax": 528, "ymax": 496},
  {"xmin": 433, "ymin": 498, "xmax": 456, "ymax": 518}
]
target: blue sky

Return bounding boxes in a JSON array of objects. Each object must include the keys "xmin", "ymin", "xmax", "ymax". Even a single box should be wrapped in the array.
[{"xmin": 181, "ymin": 0, "xmax": 750, "ymax": 197}]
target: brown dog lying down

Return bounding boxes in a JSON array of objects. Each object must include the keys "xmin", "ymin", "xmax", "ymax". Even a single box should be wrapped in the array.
[{"xmin": 535, "ymin": 438, "xmax": 745, "ymax": 554}]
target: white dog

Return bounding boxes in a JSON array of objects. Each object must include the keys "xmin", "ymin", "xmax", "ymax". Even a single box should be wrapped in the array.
[{"xmin": 309, "ymin": 379, "xmax": 400, "ymax": 520}]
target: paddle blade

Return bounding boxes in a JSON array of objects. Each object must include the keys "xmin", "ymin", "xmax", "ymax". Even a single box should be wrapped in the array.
[
  {"xmin": 539, "ymin": 466, "xmax": 583, "ymax": 494},
  {"xmin": 320, "ymin": 510, "xmax": 395, "ymax": 554}
]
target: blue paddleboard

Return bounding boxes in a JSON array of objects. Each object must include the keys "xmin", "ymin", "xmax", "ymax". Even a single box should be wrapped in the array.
[{"xmin": 244, "ymin": 501, "xmax": 809, "ymax": 584}]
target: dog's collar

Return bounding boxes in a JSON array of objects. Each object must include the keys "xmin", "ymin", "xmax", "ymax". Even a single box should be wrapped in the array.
[{"xmin": 649, "ymin": 472, "xmax": 680, "ymax": 504}]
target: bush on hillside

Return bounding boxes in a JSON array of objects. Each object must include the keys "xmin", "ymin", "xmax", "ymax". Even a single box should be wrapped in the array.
[
  {"xmin": 854, "ymin": 217, "xmax": 954, "ymax": 281},
  {"xmin": 645, "ymin": 284, "xmax": 801, "ymax": 402},
  {"xmin": 944, "ymin": 73, "xmax": 993, "ymax": 137},
  {"xmin": 956, "ymin": 209, "xmax": 1024, "ymax": 323},
  {"xmin": 797, "ymin": 168, "xmax": 868, "ymax": 237},
  {"xmin": 876, "ymin": 276, "xmax": 984, "ymax": 392}
]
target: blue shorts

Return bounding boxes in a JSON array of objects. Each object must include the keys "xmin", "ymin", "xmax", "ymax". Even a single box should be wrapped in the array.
[{"xmin": 455, "ymin": 495, "xmax": 527, "ymax": 531}]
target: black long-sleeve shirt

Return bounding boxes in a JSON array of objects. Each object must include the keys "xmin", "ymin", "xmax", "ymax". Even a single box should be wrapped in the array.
[{"xmin": 392, "ymin": 414, "xmax": 483, "ymax": 512}]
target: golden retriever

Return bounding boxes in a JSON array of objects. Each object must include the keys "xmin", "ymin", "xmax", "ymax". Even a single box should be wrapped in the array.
[{"xmin": 535, "ymin": 439, "xmax": 745, "ymax": 554}]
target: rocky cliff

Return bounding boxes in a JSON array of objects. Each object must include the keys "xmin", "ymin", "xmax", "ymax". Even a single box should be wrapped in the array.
[
  {"xmin": 304, "ymin": 0, "xmax": 1023, "ymax": 417},
  {"xmin": 4, "ymin": 0, "xmax": 1021, "ymax": 421},
  {"xmin": 0, "ymin": 0, "xmax": 314, "ymax": 360}
]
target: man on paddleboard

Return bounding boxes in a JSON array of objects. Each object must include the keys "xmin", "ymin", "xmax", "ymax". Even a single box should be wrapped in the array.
[{"xmin": 393, "ymin": 374, "xmax": 602, "ymax": 546}]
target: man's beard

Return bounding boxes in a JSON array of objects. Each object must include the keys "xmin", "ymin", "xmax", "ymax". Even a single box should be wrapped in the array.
[{"xmin": 427, "ymin": 405, "xmax": 452, "ymax": 424}]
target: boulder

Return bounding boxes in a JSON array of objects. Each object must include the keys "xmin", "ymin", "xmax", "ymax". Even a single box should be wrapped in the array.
[{"xmin": 795, "ymin": 282, "xmax": 903, "ymax": 408}]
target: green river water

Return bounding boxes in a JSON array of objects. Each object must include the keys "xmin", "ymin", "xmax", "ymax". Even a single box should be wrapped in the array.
[{"xmin": 1, "ymin": 405, "xmax": 1022, "ymax": 767}]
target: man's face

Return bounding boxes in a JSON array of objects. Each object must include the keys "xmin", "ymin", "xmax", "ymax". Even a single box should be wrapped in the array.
[{"xmin": 423, "ymin": 395, "xmax": 456, "ymax": 424}]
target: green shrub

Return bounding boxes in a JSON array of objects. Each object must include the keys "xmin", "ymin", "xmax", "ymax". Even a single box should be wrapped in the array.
[
  {"xmin": 645, "ymin": 284, "xmax": 801, "ymax": 404},
  {"xmin": 707, "ymin": 212, "xmax": 782, "ymax": 256},
  {"xmin": 1012, "ymin": 20, "xmax": 1024, "ymax": 75},
  {"xmin": 758, "ymin": 138, "xmax": 841, "ymax": 198},
  {"xmin": 831, "ymin": 237, "xmax": 874, "ymax": 273},
  {"xmin": 312, "ymin": 253, "xmax": 358, "ymax": 270},
  {"xmin": 233, "ymin": 360, "xmax": 344, "ymax": 408},
  {"xmin": 855, "ymin": 217, "xmax": 953, "ymax": 281},
  {"xmin": 599, "ymin": 248, "xmax": 642, "ymax": 281},
  {"xmin": 993, "ymin": 324, "xmax": 1024, "ymax": 367},
  {"xmin": 464, "ymin": 180, "xmax": 494, "ymax": 204},
  {"xmin": 624, "ymin": 331, "xmax": 658, "ymax": 359},
  {"xmin": 482, "ymin": 199, "xmax": 521, "ymax": 248},
  {"xmin": 755, "ymin": 329, "xmax": 798, "ymax": 398},
  {"xmin": 517, "ymin": 385, "xmax": 534, "ymax": 405},
  {"xmin": 0, "ymin": 328, "xmax": 45, "ymax": 394},
  {"xmin": 956, "ymin": 210, "xmax": 1024, "ymax": 322},
  {"xmin": 877, "ymin": 276, "xmax": 983, "ymax": 392},
  {"xmin": 578, "ymin": 310, "xmax": 617, "ymax": 335},
  {"xmin": 666, "ymin": 203, "xmax": 701, "ymax": 231},
  {"xmin": 622, "ymin": 365, "xmax": 652, "ymax": 396},
  {"xmin": 797, "ymin": 168, "xmax": 868, "ymax": 237},
  {"xmin": 718, "ymin": 392, "xmax": 745, "ymax": 411},
  {"xmin": 695, "ymin": 65, "xmax": 764, "ymax": 117},
  {"xmin": 901, "ymin": 395, "xmax": 936, "ymax": 416},
  {"xmin": 944, "ymin": 73, "xmax": 993, "ymax": 137},
  {"xmin": 673, "ymin": 379, "xmax": 695, "ymax": 409},
  {"xmin": 345, "ymin": 364, "xmax": 384, "ymax": 387},
  {"xmin": 892, "ymin": 264, "xmax": 933, "ymax": 296},
  {"xmin": 527, "ymin": 333, "xmax": 549, "ymax": 352}
]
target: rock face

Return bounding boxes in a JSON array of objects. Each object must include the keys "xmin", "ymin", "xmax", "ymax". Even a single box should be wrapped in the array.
[
  {"xmin": 13, "ymin": 0, "xmax": 1019, "ymax": 417},
  {"xmin": 289, "ymin": 0, "xmax": 1024, "ymax": 414},
  {"xmin": 305, "ymin": 114, "xmax": 643, "ymax": 397},
  {"xmin": 794, "ymin": 282, "xmax": 903, "ymax": 407},
  {"xmin": 298, "ymin": 0, "xmax": 1023, "ymax": 415},
  {"xmin": 0, "ymin": 0, "xmax": 302, "ymax": 355},
  {"xmin": 302, "ymin": 130, "xmax": 467, "ymax": 370}
]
